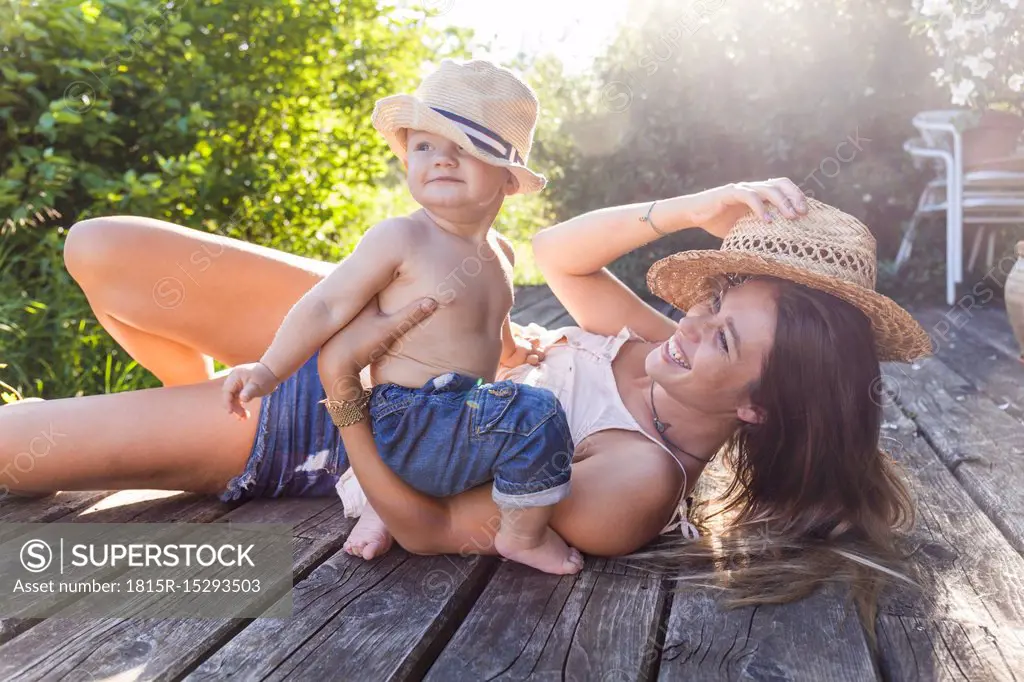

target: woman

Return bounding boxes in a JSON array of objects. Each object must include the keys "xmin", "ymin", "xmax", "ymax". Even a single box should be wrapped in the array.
[
  {"xmin": 315, "ymin": 178, "xmax": 931, "ymax": 615},
  {"xmin": 1, "ymin": 178, "xmax": 928, "ymax": 615}
]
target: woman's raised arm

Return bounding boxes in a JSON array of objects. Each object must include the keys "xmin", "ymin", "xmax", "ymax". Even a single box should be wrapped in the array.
[{"xmin": 531, "ymin": 179, "xmax": 807, "ymax": 340}]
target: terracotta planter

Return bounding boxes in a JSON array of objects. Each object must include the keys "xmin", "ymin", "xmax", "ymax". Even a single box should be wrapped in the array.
[
  {"xmin": 963, "ymin": 110, "xmax": 1024, "ymax": 170},
  {"xmin": 1006, "ymin": 240, "xmax": 1024, "ymax": 362}
]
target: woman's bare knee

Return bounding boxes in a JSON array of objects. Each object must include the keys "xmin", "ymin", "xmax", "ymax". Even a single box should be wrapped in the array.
[{"xmin": 64, "ymin": 217, "xmax": 120, "ymax": 284}]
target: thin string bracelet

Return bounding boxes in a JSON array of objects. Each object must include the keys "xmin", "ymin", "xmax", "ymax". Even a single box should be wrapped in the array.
[{"xmin": 639, "ymin": 200, "xmax": 669, "ymax": 237}]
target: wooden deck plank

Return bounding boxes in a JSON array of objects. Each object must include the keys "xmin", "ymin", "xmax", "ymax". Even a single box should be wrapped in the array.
[
  {"xmin": 548, "ymin": 310, "xmax": 574, "ymax": 327},
  {"xmin": 0, "ymin": 492, "xmax": 117, "ymax": 542},
  {"xmin": 660, "ymin": 585, "xmax": 878, "ymax": 682},
  {"xmin": 14, "ymin": 296, "xmax": 1022, "ymax": 680},
  {"xmin": 654, "ymin": 299, "xmax": 684, "ymax": 322},
  {"xmin": 952, "ymin": 306, "xmax": 1023, "ymax": 363},
  {"xmin": 513, "ymin": 291, "xmax": 569, "ymax": 328},
  {"xmin": 0, "ymin": 498, "xmax": 351, "ymax": 681},
  {"xmin": 883, "ymin": 351, "xmax": 1024, "ymax": 554},
  {"xmin": 424, "ymin": 561, "xmax": 665, "ymax": 681},
  {"xmin": 875, "ymin": 402, "xmax": 1024, "ymax": 680},
  {"xmin": 0, "ymin": 492, "xmax": 235, "ymax": 644},
  {"xmin": 186, "ymin": 552, "xmax": 494, "ymax": 681},
  {"xmin": 657, "ymin": 461, "xmax": 877, "ymax": 681},
  {"xmin": 876, "ymin": 616, "xmax": 1021, "ymax": 682},
  {"xmin": 913, "ymin": 308, "xmax": 1024, "ymax": 424},
  {"xmin": 512, "ymin": 285, "xmax": 554, "ymax": 316}
]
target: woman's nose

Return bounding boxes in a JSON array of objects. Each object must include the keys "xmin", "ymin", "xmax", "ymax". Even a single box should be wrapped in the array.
[{"xmin": 678, "ymin": 315, "xmax": 707, "ymax": 342}]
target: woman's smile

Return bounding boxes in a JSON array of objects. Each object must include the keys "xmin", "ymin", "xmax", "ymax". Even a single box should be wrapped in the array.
[{"xmin": 663, "ymin": 334, "xmax": 691, "ymax": 370}]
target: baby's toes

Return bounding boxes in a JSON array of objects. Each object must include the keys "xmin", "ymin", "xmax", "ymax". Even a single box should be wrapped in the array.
[{"xmin": 563, "ymin": 548, "xmax": 584, "ymax": 574}]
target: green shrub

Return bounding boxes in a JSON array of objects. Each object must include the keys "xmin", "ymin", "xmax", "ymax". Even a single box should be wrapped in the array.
[{"xmin": 0, "ymin": 0, "xmax": 460, "ymax": 398}]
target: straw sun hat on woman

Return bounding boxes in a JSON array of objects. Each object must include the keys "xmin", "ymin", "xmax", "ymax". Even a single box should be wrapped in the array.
[{"xmin": 646, "ymin": 196, "xmax": 933, "ymax": 363}]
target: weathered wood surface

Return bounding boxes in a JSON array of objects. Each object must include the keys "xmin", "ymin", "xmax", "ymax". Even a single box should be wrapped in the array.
[
  {"xmin": 512, "ymin": 284, "xmax": 554, "ymax": 314},
  {"xmin": 427, "ymin": 559, "xmax": 665, "ymax": 681},
  {"xmin": 187, "ymin": 551, "xmax": 493, "ymax": 681},
  {"xmin": 876, "ymin": 401, "xmax": 1024, "ymax": 680},
  {"xmin": 0, "ymin": 499, "xmax": 350, "ymax": 680},
  {"xmin": 2, "ymin": 289, "xmax": 1023, "ymax": 681},
  {"xmin": 947, "ymin": 305, "xmax": 1023, "ymax": 362},
  {"xmin": 661, "ymin": 585, "xmax": 878, "ymax": 682},
  {"xmin": 657, "ymin": 443, "xmax": 877, "ymax": 681},
  {"xmin": 0, "ymin": 491, "xmax": 233, "ymax": 644},
  {"xmin": 516, "ymin": 292, "xmax": 570, "ymax": 328},
  {"xmin": 883, "ymin": 329, "xmax": 1024, "ymax": 555},
  {"xmin": 914, "ymin": 307, "xmax": 1024, "ymax": 424}
]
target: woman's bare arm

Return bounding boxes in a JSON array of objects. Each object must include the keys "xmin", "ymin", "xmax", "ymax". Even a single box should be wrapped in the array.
[
  {"xmin": 531, "ymin": 182, "xmax": 806, "ymax": 342},
  {"xmin": 333, "ymin": 413, "xmax": 462, "ymax": 555},
  {"xmin": 531, "ymin": 196, "xmax": 699, "ymax": 341},
  {"xmin": 334, "ymin": 411, "xmax": 684, "ymax": 557}
]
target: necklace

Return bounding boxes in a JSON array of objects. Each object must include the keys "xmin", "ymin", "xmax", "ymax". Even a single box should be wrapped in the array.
[{"xmin": 649, "ymin": 381, "xmax": 714, "ymax": 464}]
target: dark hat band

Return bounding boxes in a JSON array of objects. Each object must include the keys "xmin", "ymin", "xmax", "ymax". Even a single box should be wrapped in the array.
[{"xmin": 430, "ymin": 107, "xmax": 524, "ymax": 164}]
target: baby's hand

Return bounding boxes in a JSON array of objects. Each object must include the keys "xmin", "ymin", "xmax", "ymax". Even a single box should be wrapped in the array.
[
  {"xmin": 500, "ymin": 337, "xmax": 545, "ymax": 371},
  {"xmin": 222, "ymin": 362, "xmax": 281, "ymax": 420}
]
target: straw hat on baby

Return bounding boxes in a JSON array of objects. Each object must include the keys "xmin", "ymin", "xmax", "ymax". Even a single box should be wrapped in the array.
[
  {"xmin": 371, "ymin": 59, "xmax": 546, "ymax": 195},
  {"xmin": 646, "ymin": 198, "xmax": 933, "ymax": 362}
]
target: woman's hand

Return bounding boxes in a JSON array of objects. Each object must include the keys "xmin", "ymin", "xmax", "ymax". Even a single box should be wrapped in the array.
[
  {"xmin": 319, "ymin": 295, "xmax": 438, "ymax": 400},
  {"xmin": 684, "ymin": 177, "xmax": 809, "ymax": 239}
]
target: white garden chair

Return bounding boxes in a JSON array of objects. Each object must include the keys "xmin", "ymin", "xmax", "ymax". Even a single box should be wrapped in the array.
[{"xmin": 895, "ymin": 110, "xmax": 1024, "ymax": 304}]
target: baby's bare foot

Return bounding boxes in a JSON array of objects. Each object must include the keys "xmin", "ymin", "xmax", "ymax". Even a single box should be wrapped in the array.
[
  {"xmin": 344, "ymin": 507, "xmax": 393, "ymax": 560},
  {"xmin": 494, "ymin": 526, "xmax": 584, "ymax": 575}
]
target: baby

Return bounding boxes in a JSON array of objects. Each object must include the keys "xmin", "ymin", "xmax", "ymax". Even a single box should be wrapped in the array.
[{"xmin": 222, "ymin": 60, "xmax": 582, "ymax": 575}]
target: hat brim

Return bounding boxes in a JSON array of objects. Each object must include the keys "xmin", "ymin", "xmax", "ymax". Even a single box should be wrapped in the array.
[
  {"xmin": 372, "ymin": 94, "xmax": 546, "ymax": 195},
  {"xmin": 646, "ymin": 250, "xmax": 933, "ymax": 363}
]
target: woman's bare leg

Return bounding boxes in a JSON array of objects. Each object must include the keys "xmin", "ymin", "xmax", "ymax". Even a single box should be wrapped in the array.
[
  {"xmin": 0, "ymin": 377, "xmax": 258, "ymax": 497},
  {"xmin": 64, "ymin": 216, "xmax": 334, "ymax": 385}
]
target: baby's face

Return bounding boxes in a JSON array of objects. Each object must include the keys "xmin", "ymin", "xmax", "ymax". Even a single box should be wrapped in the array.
[{"xmin": 404, "ymin": 130, "xmax": 515, "ymax": 213}]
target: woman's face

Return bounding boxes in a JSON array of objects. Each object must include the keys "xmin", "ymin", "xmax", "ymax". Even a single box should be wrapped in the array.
[{"xmin": 645, "ymin": 278, "xmax": 778, "ymax": 423}]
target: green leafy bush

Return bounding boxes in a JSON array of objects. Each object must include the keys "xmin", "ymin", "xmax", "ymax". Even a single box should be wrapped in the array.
[{"xmin": 0, "ymin": 0, "xmax": 460, "ymax": 398}]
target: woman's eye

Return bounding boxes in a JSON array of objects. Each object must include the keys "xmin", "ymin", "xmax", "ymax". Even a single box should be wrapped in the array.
[{"xmin": 711, "ymin": 292, "xmax": 729, "ymax": 354}]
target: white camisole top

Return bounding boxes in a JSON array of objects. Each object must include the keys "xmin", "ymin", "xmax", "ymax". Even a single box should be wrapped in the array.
[{"xmin": 335, "ymin": 323, "xmax": 699, "ymax": 538}]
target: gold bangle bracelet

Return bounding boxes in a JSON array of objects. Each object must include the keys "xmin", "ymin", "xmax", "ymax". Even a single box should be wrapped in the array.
[{"xmin": 319, "ymin": 388, "xmax": 373, "ymax": 428}]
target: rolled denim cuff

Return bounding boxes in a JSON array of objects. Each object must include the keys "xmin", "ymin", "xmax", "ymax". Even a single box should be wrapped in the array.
[
  {"xmin": 491, "ymin": 480, "xmax": 571, "ymax": 509},
  {"xmin": 335, "ymin": 467, "xmax": 367, "ymax": 519}
]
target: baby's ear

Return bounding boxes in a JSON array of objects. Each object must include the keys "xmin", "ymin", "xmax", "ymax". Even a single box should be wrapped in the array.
[{"xmin": 504, "ymin": 170, "xmax": 518, "ymax": 195}]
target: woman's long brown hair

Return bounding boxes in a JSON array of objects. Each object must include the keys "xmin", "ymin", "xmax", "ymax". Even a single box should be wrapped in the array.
[{"xmin": 633, "ymin": 275, "xmax": 915, "ymax": 641}]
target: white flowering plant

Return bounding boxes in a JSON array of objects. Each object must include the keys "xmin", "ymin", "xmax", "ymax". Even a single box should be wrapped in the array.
[{"xmin": 911, "ymin": 0, "xmax": 1023, "ymax": 113}]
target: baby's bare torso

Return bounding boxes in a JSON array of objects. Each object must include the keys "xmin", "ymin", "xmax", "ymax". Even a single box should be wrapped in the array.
[{"xmin": 370, "ymin": 216, "xmax": 513, "ymax": 388}]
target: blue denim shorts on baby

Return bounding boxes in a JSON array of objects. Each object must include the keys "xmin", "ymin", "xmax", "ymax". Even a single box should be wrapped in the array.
[{"xmin": 220, "ymin": 350, "xmax": 574, "ymax": 508}]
